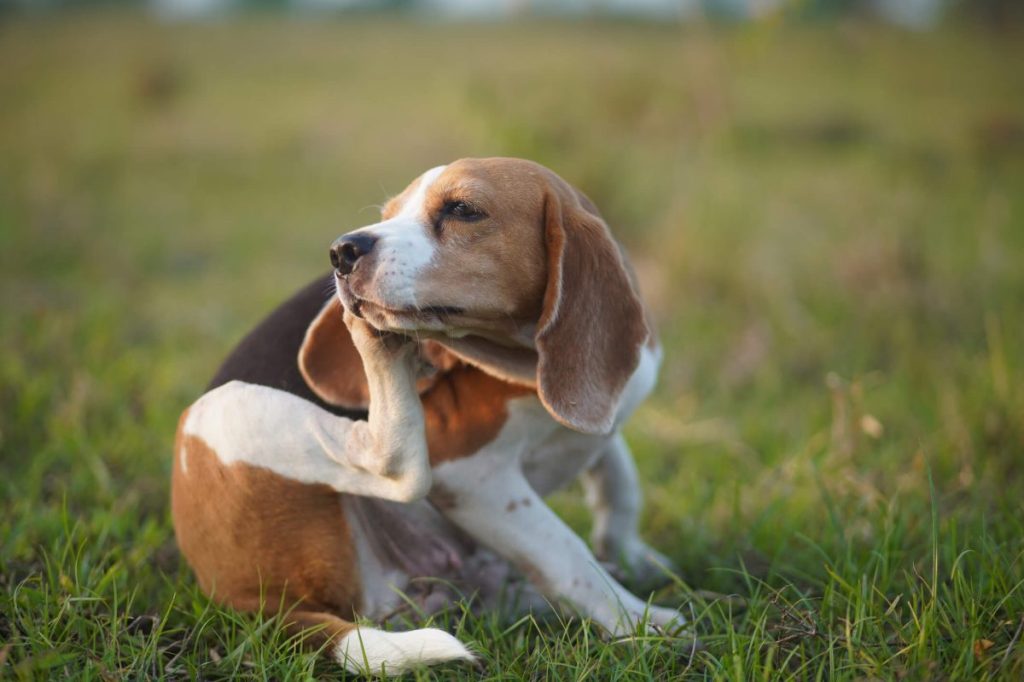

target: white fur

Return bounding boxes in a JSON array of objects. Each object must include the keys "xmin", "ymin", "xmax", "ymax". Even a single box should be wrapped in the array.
[
  {"xmin": 581, "ymin": 433, "xmax": 675, "ymax": 579},
  {"xmin": 346, "ymin": 164, "xmax": 446, "ymax": 309},
  {"xmin": 433, "ymin": 397, "xmax": 684, "ymax": 637},
  {"xmin": 579, "ymin": 345, "xmax": 674, "ymax": 577},
  {"xmin": 396, "ymin": 165, "xmax": 446, "ymax": 221},
  {"xmin": 613, "ymin": 341, "xmax": 661, "ymax": 430},
  {"xmin": 182, "ymin": 378, "xmax": 430, "ymax": 503},
  {"xmin": 582, "ymin": 434, "xmax": 643, "ymax": 557},
  {"xmin": 334, "ymin": 626, "xmax": 474, "ymax": 676}
]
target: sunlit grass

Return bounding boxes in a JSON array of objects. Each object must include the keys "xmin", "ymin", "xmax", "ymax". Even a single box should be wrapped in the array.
[{"xmin": 2, "ymin": 12, "xmax": 1023, "ymax": 679}]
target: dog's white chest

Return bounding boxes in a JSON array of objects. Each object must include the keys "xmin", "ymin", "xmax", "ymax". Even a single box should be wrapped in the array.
[{"xmin": 465, "ymin": 394, "xmax": 610, "ymax": 496}]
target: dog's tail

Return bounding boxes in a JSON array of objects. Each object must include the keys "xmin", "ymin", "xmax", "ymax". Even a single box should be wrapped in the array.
[{"xmin": 285, "ymin": 610, "xmax": 475, "ymax": 677}]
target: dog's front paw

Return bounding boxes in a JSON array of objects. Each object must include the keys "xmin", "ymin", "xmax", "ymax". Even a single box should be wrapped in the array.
[
  {"xmin": 344, "ymin": 310, "xmax": 415, "ymax": 361},
  {"xmin": 608, "ymin": 616, "xmax": 703, "ymax": 660},
  {"xmin": 600, "ymin": 601, "xmax": 702, "ymax": 655},
  {"xmin": 599, "ymin": 538, "xmax": 677, "ymax": 592},
  {"xmin": 600, "ymin": 600, "xmax": 689, "ymax": 640}
]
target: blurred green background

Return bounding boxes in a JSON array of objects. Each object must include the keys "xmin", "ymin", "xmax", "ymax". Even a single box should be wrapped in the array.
[{"xmin": 1, "ymin": 7, "xmax": 1023, "ymax": 679}]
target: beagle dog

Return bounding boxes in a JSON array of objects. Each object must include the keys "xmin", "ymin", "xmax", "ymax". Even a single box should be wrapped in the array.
[{"xmin": 171, "ymin": 157, "xmax": 682, "ymax": 675}]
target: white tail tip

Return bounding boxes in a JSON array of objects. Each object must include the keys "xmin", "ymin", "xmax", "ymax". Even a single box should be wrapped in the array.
[{"xmin": 335, "ymin": 626, "xmax": 475, "ymax": 676}]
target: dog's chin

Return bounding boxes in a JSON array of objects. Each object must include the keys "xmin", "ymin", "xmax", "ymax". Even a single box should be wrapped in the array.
[
  {"xmin": 360, "ymin": 301, "xmax": 450, "ymax": 334},
  {"xmin": 334, "ymin": 281, "xmax": 465, "ymax": 337}
]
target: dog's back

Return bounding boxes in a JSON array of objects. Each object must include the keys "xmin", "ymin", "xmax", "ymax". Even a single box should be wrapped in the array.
[{"xmin": 206, "ymin": 274, "xmax": 362, "ymax": 418}]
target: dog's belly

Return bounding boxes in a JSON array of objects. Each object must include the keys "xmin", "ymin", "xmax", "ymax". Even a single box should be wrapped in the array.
[
  {"xmin": 345, "ymin": 495, "xmax": 533, "ymax": 621},
  {"xmin": 344, "ymin": 495, "xmax": 468, "ymax": 619}
]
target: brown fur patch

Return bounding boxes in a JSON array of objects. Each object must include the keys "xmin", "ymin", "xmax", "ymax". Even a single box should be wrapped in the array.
[
  {"xmin": 534, "ymin": 178, "xmax": 649, "ymax": 435},
  {"xmin": 225, "ymin": 599, "xmax": 356, "ymax": 653},
  {"xmin": 298, "ymin": 297, "xmax": 372, "ymax": 409},
  {"xmin": 171, "ymin": 414, "xmax": 362, "ymax": 620},
  {"xmin": 411, "ymin": 159, "xmax": 550, "ymax": 328},
  {"xmin": 299, "ymin": 298, "xmax": 462, "ymax": 411},
  {"xmin": 279, "ymin": 610, "xmax": 356, "ymax": 652},
  {"xmin": 300, "ymin": 295, "xmax": 531, "ymax": 463},
  {"xmin": 373, "ymin": 158, "xmax": 651, "ymax": 435},
  {"xmin": 421, "ymin": 363, "xmax": 532, "ymax": 464},
  {"xmin": 308, "ymin": 157, "xmax": 650, "ymax": 453}
]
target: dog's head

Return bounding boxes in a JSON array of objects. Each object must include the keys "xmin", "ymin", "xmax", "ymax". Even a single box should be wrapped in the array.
[{"xmin": 307, "ymin": 158, "xmax": 652, "ymax": 435}]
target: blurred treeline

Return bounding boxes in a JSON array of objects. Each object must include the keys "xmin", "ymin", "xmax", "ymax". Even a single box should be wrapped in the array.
[{"xmin": 1, "ymin": 0, "xmax": 1021, "ymax": 31}]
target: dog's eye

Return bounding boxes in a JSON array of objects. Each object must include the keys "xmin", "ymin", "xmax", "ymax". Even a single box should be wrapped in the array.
[{"xmin": 442, "ymin": 200, "xmax": 486, "ymax": 221}]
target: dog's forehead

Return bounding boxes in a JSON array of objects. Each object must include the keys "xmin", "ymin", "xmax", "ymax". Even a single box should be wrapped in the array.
[
  {"xmin": 441, "ymin": 158, "xmax": 549, "ymax": 193},
  {"xmin": 386, "ymin": 158, "xmax": 552, "ymax": 218},
  {"xmin": 383, "ymin": 165, "xmax": 446, "ymax": 219}
]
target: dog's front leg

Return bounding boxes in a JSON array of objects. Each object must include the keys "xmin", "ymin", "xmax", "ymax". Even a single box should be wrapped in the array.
[
  {"xmin": 181, "ymin": 316, "xmax": 431, "ymax": 503},
  {"xmin": 582, "ymin": 433, "xmax": 676, "ymax": 587},
  {"xmin": 335, "ymin": 312, "xmax": 431, "ymax": 497},
  {"xmin": 433, "ymin": 456, "xmax": 682, "ymax": 637}
]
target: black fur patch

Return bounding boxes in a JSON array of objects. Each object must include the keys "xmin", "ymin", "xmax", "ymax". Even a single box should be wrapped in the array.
[{"xmin": 207, "ymin": 274, "xmax": 368, "ymax": 421}]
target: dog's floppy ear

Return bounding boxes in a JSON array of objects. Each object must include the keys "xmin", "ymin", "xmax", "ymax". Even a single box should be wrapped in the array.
[
  {"xmin": 299, "ymin": 296, "xmax": 372, "ymax": 409},
  {"xmin": 535, "ymin": 182, "xmax": 649, "ymax": 436},
  {"xmin": 299, "ymin": 297, "xmax": 458, "ymax": 409}
]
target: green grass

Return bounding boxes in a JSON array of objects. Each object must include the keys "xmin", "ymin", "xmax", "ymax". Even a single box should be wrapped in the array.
[{"xmin": 2, "ymin": 12, "xmax": 1024, "ymax": 680}]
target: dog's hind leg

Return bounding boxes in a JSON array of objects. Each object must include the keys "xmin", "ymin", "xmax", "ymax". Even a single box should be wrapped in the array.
[{"xmin": 180, "ymin": 317, "xmax": 433, "ymax": 504}]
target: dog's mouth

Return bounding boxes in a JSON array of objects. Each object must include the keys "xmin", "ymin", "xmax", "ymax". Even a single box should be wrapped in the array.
[
  {"xmin": 335, "ymin": 274, "xmax": 465, "ymax": 327},
  {"xmin": 360, "ymin": 300, "xmax": 466, "ymax": 321},
  {"xmin": 419, "ymin": 305, "xmax": 466, "ymax": 317}
]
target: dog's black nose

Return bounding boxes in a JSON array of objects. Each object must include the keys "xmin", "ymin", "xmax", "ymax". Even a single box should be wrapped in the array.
[{"xmin": 330, "ymin": 233, "xmax": 378, "ymax": 275}]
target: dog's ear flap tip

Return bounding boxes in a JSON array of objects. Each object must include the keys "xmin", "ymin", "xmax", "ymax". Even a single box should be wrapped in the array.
[
  {"xmin": 538, "ymin": 393, "xmax": 618, "ymax": 436},
  {"xmin": 536, "ymin": 340, "xmax": 641, "ymax": 436}
]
